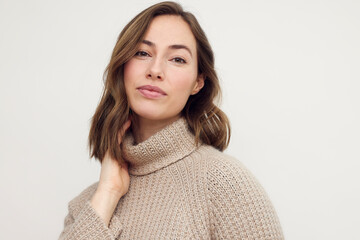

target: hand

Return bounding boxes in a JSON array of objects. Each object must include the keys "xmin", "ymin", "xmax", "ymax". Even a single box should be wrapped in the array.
[
  {"xmin": 97, "ymin": 119, "xmax": 132, "ymax": 198},
  {"xmin": 90, "ymin": 119, "xmax": 131, "ymax": 226}
]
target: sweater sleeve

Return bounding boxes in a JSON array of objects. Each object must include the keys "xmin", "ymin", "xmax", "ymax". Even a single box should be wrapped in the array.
[
  {"xmin": 58, "ymin": 184, "xmax": 123, "ymax": 240},
  {"xmin": 207, "ymin": 155, "xmax": 284, "ymax": 240}
]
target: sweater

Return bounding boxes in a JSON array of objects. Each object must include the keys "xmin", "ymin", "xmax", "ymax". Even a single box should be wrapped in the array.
[{"xmin": 59, "ymin": 118, "xmax": 284, "ymax": 239}]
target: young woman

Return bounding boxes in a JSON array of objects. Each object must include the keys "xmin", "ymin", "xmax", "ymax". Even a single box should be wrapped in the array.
[{"xmin": 59, "ymin": 2, "xmax": 284, "ymax": 239}]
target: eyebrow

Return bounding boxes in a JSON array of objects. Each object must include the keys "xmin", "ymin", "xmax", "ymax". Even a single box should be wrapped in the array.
[{"xmin": 142, "ymin": 40, "xmax": 193, "ymax": 57}]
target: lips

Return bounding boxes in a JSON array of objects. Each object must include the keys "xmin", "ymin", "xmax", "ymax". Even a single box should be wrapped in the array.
[{"xmin": 137, "ymin": 85, "xmax": 167, "ymax": 99}]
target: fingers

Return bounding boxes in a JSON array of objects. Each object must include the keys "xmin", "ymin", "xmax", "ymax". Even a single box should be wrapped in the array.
[
  {"xmin": 117, "ymin": 119, "xmax": 132, "ymax": 145},
  {"xmin": 102, "ymin": 149, "xmax": 113, "ymax": 165},
  {"xmin": 121, "ymin": 160, "xmax": 129, "ymax": 171}
]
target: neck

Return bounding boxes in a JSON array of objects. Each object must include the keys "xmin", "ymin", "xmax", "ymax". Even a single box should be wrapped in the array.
[
  {"xmin": 131, "ymin": 114, "xmax": 181, "ymax": 144},
  {"xmin": 122, "ymin": 117, "xmax": 197, "ymax": 175}
]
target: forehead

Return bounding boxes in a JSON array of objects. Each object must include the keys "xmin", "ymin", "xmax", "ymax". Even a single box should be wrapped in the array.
[{"xmin": 144, "ymin": 15, "xmax": 196, "ymax": 51}]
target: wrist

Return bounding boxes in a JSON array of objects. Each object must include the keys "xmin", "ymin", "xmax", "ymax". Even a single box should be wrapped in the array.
[
  {"xmin": 90, "ymin": 186, "xmax": 122, "ymax": 226},
  {"xmin": 96, "ymin": 184, "xmax": 124, "ymax": 199}
]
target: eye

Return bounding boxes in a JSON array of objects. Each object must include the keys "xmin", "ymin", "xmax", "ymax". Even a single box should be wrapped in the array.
[
  {"xmin": 135, "ymin": 50, "xmax": 150, "ymax": 57},
  {"xmin": 171, "ymin": 57, "xmax": 186, "ymax": 64}
]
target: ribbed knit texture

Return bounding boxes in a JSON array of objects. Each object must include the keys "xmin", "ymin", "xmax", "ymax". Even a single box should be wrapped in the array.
[{"xmin": 59, "ymin": 118, "xmax": 284, "ymax": 239}]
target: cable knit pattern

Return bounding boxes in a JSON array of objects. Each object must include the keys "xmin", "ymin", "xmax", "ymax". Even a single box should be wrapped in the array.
[{"xmin": 59, "ymin": 118, "xmax": 284, "ymax": 239}]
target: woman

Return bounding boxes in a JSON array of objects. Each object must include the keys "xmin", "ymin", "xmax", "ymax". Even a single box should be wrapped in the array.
[{"xmin": 59, "ymin": 1, "xmax": 284, "ymax": 239}]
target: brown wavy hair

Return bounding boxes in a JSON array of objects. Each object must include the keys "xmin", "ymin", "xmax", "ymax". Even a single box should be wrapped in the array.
[{"xmin": 89, "ymin": 1, "xmax": 231, "ymax": 164}]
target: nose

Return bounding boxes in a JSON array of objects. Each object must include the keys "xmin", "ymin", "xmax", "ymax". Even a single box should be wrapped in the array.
[{"xmin": 146, "ymin": 58, "xmax": 164, "ymax": 80}]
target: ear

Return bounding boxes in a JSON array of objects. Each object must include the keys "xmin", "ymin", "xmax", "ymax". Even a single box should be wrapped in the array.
[{"xmin": 191, "ymin": 74, "xmax": 205, "ymax": 95}]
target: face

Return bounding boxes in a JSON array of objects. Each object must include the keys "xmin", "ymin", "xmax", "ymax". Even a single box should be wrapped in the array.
[{"xmin": 124, "ymin": 15, "xmax": 204, "ymax": 124}]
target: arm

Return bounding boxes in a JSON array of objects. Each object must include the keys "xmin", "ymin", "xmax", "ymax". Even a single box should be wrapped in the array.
[
  {"xmin": 59, "ymin": 199, "xmax": 120, "ymax": 240},
  {"xmin": 207, "ymin": 156, "xmax": 284, "ymax": 239},
  {"xmin": 59, "ymin": 120, "xmax": 131, "ymax": 239}
]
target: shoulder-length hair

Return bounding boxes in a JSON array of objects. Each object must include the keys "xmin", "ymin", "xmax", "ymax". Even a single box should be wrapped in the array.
[{"xmin": 89, "ymin": 1, "xmax": 231, "ymax": 164}]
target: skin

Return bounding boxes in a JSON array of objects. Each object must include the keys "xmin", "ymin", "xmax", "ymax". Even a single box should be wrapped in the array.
[
  {"xmin": 90, "ymin": 15, "xmax": 204, "ymax": 226},
  {"xmin": 124, "ymin": 15, "xmax": 204, "ymax": 143}
]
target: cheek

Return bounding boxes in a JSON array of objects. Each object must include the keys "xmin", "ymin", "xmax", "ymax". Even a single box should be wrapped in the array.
[
  {"xmin": 123, "ymin": 60, "xmax": 136, "ymax": 85},
  {"xmin": 170, "ymin": 69, "xmax": 198, "ymax": 93},
  {"xmin": 124, "ymin": 60, "xmax": 144, "ymax": 97}
]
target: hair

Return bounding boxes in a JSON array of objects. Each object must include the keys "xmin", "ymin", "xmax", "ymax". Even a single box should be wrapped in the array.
[{"xmin": 89, "ymin": 1, "xmax": 231, "ymax": 164}]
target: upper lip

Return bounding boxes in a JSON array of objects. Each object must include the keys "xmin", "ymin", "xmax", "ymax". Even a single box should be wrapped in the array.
[{"xmin": 137, "ymin": 85, "xmax": 167, "ymax": 95}]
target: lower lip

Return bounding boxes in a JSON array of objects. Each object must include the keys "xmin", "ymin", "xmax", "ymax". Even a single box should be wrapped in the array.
[{"xmin": 137, "ymin": 89, "xmax": 166, "ymax": 99}]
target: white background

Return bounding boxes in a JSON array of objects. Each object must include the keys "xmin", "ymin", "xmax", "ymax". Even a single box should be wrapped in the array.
[{"xmin": 1, "ymin": 0, "xmax": 359, "ymax": 239}]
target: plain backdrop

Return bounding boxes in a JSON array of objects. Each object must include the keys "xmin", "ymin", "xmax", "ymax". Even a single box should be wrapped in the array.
[{"xmin": 1, "ymin": 0, "xmax": 359, "ymax": 239}]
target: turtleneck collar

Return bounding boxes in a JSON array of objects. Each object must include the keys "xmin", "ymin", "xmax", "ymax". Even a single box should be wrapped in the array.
[{"xmin": 122, "ymin": 117, "xmax": 197, "ymax": 176}]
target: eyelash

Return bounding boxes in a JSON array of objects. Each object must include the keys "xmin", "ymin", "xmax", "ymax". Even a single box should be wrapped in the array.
[
  {"xmin": 134, "ymin": 51, "xmax": 187, "ymax": 64},
  {"xmin": 135, "ymin": 51, "xmax": 150, "ymax": 57},
  {"xmin": 171, "ymin": 57, "xmax": 186, "ymax": 64}
]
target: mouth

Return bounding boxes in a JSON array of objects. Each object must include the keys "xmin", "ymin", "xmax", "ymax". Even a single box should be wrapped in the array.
[{"xmin": 137, "ymin": 85, "xmax": 167, "ymax": 99}]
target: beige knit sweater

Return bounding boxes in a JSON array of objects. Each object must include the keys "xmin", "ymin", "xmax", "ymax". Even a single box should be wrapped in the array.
[{"xmin": 59, "ymin": 118, "xmax": 284, "ymax": 239}]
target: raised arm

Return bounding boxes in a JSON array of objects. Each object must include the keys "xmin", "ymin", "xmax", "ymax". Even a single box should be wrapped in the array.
[{"xmin": 59, "ymin": 120, "xmax": 131, "ymax": 239}]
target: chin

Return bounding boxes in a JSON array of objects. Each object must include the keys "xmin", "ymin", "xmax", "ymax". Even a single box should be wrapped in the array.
[
  {"xmin": 129, "ymin": 100, "xmax": 184, "ymax": 122},
  {"xmin": 131, "ymin": 107, "xmax": 181, "ymax": 123},
  {"xmin": 131, "ymin": 107, "xmax": 166, "ymax": 120}
]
